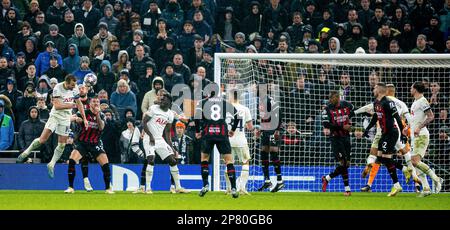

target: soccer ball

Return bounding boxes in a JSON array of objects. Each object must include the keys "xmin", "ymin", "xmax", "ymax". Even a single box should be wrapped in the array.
[{"xmin": 83, "ymin": 73, "xmax": 97, "ymax": 87}]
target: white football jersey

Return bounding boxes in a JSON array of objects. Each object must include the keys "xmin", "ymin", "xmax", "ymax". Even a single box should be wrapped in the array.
[
  {"xmin": 387, "ymin": 96, "xmax": 411, "ymax": 123},
  {"xmin": 229, "ymin": 103, "xmax": 252, "ymax": 147},
  {"xmin": 50, "ymin": 82, "xmax": 80, "ymax": 121},
  {"xmin": 410, "ymin": 96, "xmax": 431, "ymax": 136},
  {"xmin": 145, "ymin": 105, "xmax": 174, "ymax": 140}
]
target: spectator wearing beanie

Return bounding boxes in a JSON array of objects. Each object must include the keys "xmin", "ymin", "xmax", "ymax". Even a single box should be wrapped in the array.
[
  {"xmin": 42, "ymin": 24, "xmax": 67, "ymax": 57},
  {"xmin": 89, "ymin": 22, "xmax": 118, "ymax": 58},
  {"xmin": 72, "ymin": 56, "xmax": 93, "ymax": 84},
  {"xmin": 35, "ymin": 41, "xmax": 63, "ymax": 77},
  {"xmin": 126, "ymin": 29, "xmax": 151, "ymax": 60},
  {"xmin": 99, "ymin": 4, "xmax": 121, "ymax": 36}
]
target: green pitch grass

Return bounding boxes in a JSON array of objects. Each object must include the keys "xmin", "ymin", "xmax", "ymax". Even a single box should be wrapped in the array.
[{"xmin": 0, "ymin": 191, "xmax": 449, "ymax": 210}]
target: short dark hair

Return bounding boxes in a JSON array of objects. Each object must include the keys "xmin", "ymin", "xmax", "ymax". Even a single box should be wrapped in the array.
[
  {"xmin": 65, "ymin": 74, "xmax": 77, "ymax": 83},
  {"xmin": 329, "ymin": 90, "xmax": 339, "ymax": 99},
  {"xmin": 412, "ymin": 81, "xmax": 426, "ymax": 93},
  {"xmin": 88, "ymin": 95, "xmax": 99, "ymax": 103}
]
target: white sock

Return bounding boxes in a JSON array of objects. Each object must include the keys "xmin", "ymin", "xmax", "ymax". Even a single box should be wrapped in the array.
[
  {"xmin": 225, "ymin": 170, "xmax": 231, "ymax": 190},
  {"xmin": 417, "ymin": 161, "xmax": 439, "ymax": 182},
  {"xmin": 240, "ymin": 165, "xmax": 249, "ymax": 191},
  {"xmin": 367, "ymin": 155, "xmax": 377, "ymax": 165},
  {"xmin": 145, "ymin": 165, "xmax": 154, "ymax": 190},
  {"xmin": 326, "ymin": 175, "xmax": 331, "ymax": 182},
  {"xmin": 170, "ymin": 165, "xmax": 181, "ymax": 189},
  {"xmin": 22, "ymin": 138, "xmax": 42, "ymax": 157},
  {"xmin": 404, "ymin": 152, "xmax": 413, "ymax": 167},
  {"xmin": 394, "ymin": 182, "xmax": 401, "ymax": 188},
  {"xmin": 49, "ymin": 143, "xmax": 65, "ymax": 166},
  {"xmin": 417, "ymin": 169, "xmax": 430, "ymax": 190},
  {"xmin": 345, "ymin": 186, "xmax": 351, "ymax": 192}
]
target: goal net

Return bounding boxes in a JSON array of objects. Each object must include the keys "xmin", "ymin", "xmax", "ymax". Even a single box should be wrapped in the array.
[{"xmin": 214, "ymin": 53, "xmax": 450, "ymax": 193}]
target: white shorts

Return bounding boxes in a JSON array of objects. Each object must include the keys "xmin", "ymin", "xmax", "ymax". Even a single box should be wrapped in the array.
[
  {"xmin": 231, "ymin": 146, "xmax": 251, "ymax": 164},
  {"xmin": 411, "ymin": 135, "xmax": 429, "ymax": 158},
  {"xmin": 371, "ymin": 129, "xmax": 382, "ymax": 149},
  {"xmin": 44, "ymin": 115, "xmax": 71, "ymax": 136},
  {"xmin": 143, "ymin": 134, "xmax": 173, "ymax": 160}
]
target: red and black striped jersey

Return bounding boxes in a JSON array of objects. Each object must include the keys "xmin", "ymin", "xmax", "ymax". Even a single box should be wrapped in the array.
[
  {"xmin": 322, "ymin": 100, "xmax": 355, "ymax": 137},
  {"xmin": 374, "ymin": 96, "xmax": 398, "ymax": 134},
  {"xmin": 76, "ymin": 110, "xmax": 104, "ymax": 144}
]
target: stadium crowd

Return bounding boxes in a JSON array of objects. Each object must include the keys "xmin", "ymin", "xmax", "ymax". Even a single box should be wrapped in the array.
[{"xmin": 0, "ymin": 0, "xmax": 449, "ymax": 182}]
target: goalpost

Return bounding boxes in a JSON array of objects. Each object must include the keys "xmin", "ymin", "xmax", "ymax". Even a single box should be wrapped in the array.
[{"xmin": 213, "ymin": 53, "xmax": 450, "ymax": 193}]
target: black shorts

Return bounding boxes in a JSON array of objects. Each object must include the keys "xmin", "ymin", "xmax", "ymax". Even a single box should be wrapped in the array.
[
  {"xmin": 330, "ymin": 137, "xmax": 351, "ymax": 161},
  {"xmin": 201, "ymin": 138, "xmax": 232, "ymax": 155},
  {"xmin": 261, "ymin": 132, "xmax": 280, "ymax": 147},
  {"xmin": 75, "ymin": 142, "xmax": 106, "ymax": 160},
  {"xmin": 378, "ymin": 131, "xmax": 399, "ymax": 154}
]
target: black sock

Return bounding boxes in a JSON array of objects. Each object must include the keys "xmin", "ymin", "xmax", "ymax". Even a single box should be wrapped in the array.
[
  {"xmin": 342, "ymin": 166, "xmax": 349, "ymax": 187},
  {"xmin": 383, "ymin": 158, "xmax": 399, "ymax": 184},
  {"xmin": 101, "ymin": 163, "xmax": 111, "ymax": 190},
  {"xmin": 329, "ymin": 165, "xmax": 343, "ymax": 179},
  {"xmin": 81, "ymin": 159, "xmax": 89, "ymax": 179},
  {"xmin": 140, "ymin": 160, "xmax": 148, "ymax": 186},
  {"xmin": 201, "ymin": 161, "xmax": 209, "ymax": 187},
  {"xmin": 271, "ymin": 153, "xmax": 282, "ymax": 181},
  {"xmin": 68, "ymin": 159, "xmax": 76, "ymax": 188},
  {"xmin": 394, "ymin": 159, "xmax": 404, "ymax": 170},
  {"xmin": 261, "ymin": 151, "xmax": 270, "ymax": 181},
  {"xmin": 226, "ymin": 163, "xmax": 237, "ymax": 189}
]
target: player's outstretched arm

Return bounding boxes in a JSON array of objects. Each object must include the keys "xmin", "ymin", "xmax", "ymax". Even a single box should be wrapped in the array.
[
  {"xmin": 363, "ymin": 113, "xmax": 378, "ymax": 137},
  {"xmin": 75, "ymin": 98, "xmax": 88, "ymax": 129}
]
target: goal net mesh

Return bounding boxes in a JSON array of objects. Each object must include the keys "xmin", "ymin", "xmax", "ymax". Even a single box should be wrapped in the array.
[{"xmin": 218, "ymin": 54, "xmax": 450, "ymax": 193}]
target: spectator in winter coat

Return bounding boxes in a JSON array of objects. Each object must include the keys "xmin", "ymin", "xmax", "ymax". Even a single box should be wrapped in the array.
[
  {"xmin": 161, "ymin": 62, "xmax": 184, "ymax": 93},
  {"xmin": 177, "ymin": 20, "xmax": 196, "ymax": 57},
  {"xmin": 95, "ymin": 60, "xmax": 116, "ymax": 95},
  {"xmin": 110, "ymin": 79, "xmax": 137, "ymax": 123},
  {"xmin": 99, "ymin": 4, "xmax": 120, "ymax": 36},
  {"xmin": 161, "ymin": 0, "xmax": 184, "ymax": 33},
  {"xmin": 75, "ymin": 0, "xmax": 102, "ymax": 38},
  {"xmin": 42, "ymin": 54, "xmax": 68, "ymax": 83},
  {"xmin": 18, "ymin": 106, "xmax": 45, "ymax": 152},
  {"xmin": 0, "ymin": 98, "xmax": 14, "ymax": 150},
  {"xmin": 89, "ymin": 22, "xmax": 118, "ymax": 58},
  {"xmin": 72, "ymin": 56, "xmax": 93, "ymax": 84},
  {"xmin": 59, "ymin": 10, "xmax": 76, "ymax": 39},
  {"xmin": 66, "ymin": 23, "xmax": 92, "ymax": 57},
  {"xmin": 34, "ymin": 41, "xmax": 63, "ymax": 77},
  {"xmin": 45, "ymin": 0, "xmax": 69, "ymax": 26},
  {"xmin": 63, "ymin": 44, "xmax": 80, "ymax": 74},
  {"xmin": 0, "ymin": 33, "xmax": 15, "ymax": 66},
  {"xmin": 141, "ymin": 76, "xmax": 164, "ymax": 116}
]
